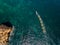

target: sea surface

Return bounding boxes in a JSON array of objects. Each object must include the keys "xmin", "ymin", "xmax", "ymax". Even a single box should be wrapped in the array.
[{"xmin": 0, "ymin": 0, "xmax": 60, "ymax": 45}]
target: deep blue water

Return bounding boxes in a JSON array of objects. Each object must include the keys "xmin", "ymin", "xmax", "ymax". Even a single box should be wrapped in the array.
[{"xmin": 0, "ymin": 0, "xmax": 60, "ymax": 45}]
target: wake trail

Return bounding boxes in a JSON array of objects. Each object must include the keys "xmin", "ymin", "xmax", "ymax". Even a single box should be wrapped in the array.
[
  {"xmin": 35, "ymin": 11, "xmax": 56, "ymax": 45},
  {"xmin": 35, "ymin": 11, "xmax": 47, "ymax": 34}
]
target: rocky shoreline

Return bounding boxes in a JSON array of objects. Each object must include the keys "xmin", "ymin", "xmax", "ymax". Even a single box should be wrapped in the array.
[{"xmin": 0, "ymin": 22, "xmax": 13, "ymax": 45}]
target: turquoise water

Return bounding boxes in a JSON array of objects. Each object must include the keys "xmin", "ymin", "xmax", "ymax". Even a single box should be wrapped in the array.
[{"xmin": 0, "ymin": 0, "xmax": 60, "ymax": 45}]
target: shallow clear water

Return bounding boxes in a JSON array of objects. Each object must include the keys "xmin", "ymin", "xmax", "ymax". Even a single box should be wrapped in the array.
[{"xmin": 0, "ymin": 0, "xmax": 60, "ymax": 45}]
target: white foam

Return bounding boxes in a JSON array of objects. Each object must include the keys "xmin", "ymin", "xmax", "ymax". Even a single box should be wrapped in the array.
[{"xmin": 9, "ymin": 26, "xmax": 15, "ymax": 41}]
